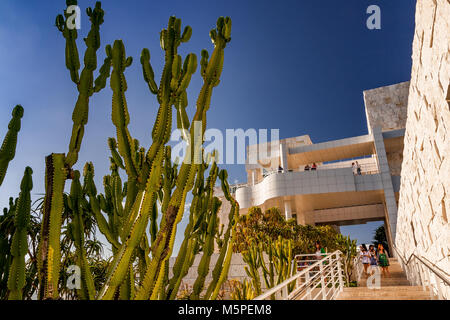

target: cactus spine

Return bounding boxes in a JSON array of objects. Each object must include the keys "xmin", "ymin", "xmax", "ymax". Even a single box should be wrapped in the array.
[
  {"xmin": 7, "ymin": 167, "xmax": 33, "ymax": 300},
  {"xmin": 0, "ymin": 105, "xmax": 24, "ymax": 187}
]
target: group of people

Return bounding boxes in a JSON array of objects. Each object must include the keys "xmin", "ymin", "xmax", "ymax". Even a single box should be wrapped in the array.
[
  {"xmin": 359, "ymin": 244, "xmax": 390, "ymax": 277},
  {"xmin": 304, "ymin": 163, "xmax": 317, "ymax": 171}
]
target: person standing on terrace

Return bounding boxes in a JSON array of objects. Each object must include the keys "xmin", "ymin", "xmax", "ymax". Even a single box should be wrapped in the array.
[
  {"xmin": 311, "ymin": 163, "xmax": 317, "ymax": 170},
  {"xmin": 356, "ymin": 161, "xmax": 362, "ymax": 175}
]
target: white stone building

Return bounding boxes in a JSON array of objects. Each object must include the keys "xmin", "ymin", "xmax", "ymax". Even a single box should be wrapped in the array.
[{"xmin": 215, "ymin": 81, "xmax": 410, "ymax": 251}]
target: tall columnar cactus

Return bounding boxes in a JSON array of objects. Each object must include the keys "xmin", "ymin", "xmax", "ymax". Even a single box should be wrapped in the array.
[
  {"xmin": 37, "ymin": 153, "xmax": 67, "ymax": 299},
  {"xmin": 37, "ymin": 1, "xmax": 108, "ymax": 299},
  {"xmin": 133, "ymin": 16, "xmax": 232, "ymax": 301},
  {"xmin": 68, "ymin": 171, "xmax": 96, "ymax": 299},
  {"xmin": 7, "ymin": 167, "xmax": 33, "ymax": 300},
  {"xmin": 55, "ymin": 0, "xmax": 107, "ymax": 167},
  {"xmin": 242, "ymin": 242, "xmax": 262, "ymax": 295},
  {"xmin": 0, "ymin": 197, "xmax": 17, "ymax": 298},
  {"xmin": 204, "ymin": 169, "xmax": 239, "ymax": 300},
  {"xmin": 0, "ymin": 105, "xmax": 24, "ymax": 187},
  {"xmin": 165, "ymin": 159, "xmax": 209, "ymax": 300}
]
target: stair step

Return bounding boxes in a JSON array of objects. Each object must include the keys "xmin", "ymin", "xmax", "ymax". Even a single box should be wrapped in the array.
[
  {"xmin": 336, "ymin": 296, "xmax": 431, "ymax": 300},
  {"xmin": 343, "ymin": 286, "xmax": 426, "ymax": 292},
  {"xmin": 339, "ymin": 292, "xmax": 430, "ymax": 297}
]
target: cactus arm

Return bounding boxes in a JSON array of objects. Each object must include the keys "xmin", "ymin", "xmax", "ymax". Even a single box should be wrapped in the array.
[
  {"xmin": 55, "ymin": 2, "xmax": 80, "ymax": 84},
  {"xmin": 93, "ymin": 45, "xmax": 112, "ymax": 92},
  {"xmin": 69, "ymin": 171, "xmax": 96, "ymax": 299},
  {"xmin": 107, "ymin": 138, "xmax": 125, "ymax": 170},
  {"xmin": 83, "ymin": 162, "xmax": 120, "ymax": 250},
  {"xmin": 118, "ymin": 265, "xmax": 135, "ymax": 300},
  {"xmin": 165, "ymin": 169, "xmax": 204, "ymax": 299},
  {"xmin": 110, "ymin": 40, "xmax": 138, "ymax": 179},
  {"xmin": 149, "ymin": 259, "xmax": 167, "ymax": 300},
  {"xmin": 37, "ymin": 154, "xmax": 67, "ymax": 300},
  {"xmin": 97, "ymin": 149, "xmax": 164, "ymax": 300},
  {"xmin": 190, "ymin": 197, "xmax": 220, "ymax": 299},
  {"xmin": 209, "ymin": 202, "xmax": 238, "ymax": 300},
  {"xmin": 0, "ymin": 105, "xmax": 24, "ymax": 187},
  {"xmin": 6, "ymin": 167, "xmax": 33, "ymax": 300},
  {"xmin": 165, "ymin": 188, "xmax": 201, "ymax": 299},
  {"xmin": 64, "ymin": 2, "xmax": 106, "ymax": 167},
  {"xmin": 140, "ymin": 48, "xmax": 158, "ymax": 95},
  {"xmin": 134, "ymin": 190, "xmax": 188, "ymax": 300},
  {"xmin": 149, "ymin": 201, "xmax": 158, "ymax": 244},
  {"xmin": 137, "ymin": 18, "xmax": 232, "ymax": 299},
  {"xmin": 205, "ymin": 169, "xmax": 239, "ymax": 300},
  {"xmin": 166, "ymin": 236, "xmax": 196, "ymax": 299}
]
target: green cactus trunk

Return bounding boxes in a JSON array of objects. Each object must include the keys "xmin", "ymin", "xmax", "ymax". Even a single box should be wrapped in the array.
[
  {"xmin": 0, "ymin": 105, "xmax": 24, "ymax": 187},
  {"xmin": 7, "ymin": 167, "xmax": 33, "ymax": 300},
  {"xmin": 37, "ymin": 154, "xmax": 66, "ymax": 300}
]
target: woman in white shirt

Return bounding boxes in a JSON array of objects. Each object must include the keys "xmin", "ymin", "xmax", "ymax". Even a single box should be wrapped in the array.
[{"xmin": 359, "ymin": 244, "xmax": 371, "ymax": 276}]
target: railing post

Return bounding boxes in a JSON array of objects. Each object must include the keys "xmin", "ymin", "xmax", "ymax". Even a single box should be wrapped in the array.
[
  {"xmin": 337, "ymin": 253, "xmax": 344, "ymax": 291},
  {"xmin": 283, "ymin": 285, "xmax": 289, "ymax": 300},
  {"xmin": 330, "ymin": 255, "xmax": 336, "ymax": 297},
  {"xmin": 319, "ymin": 261, "xmax": 326, "ymax": 300},
  {"xmin": 305, "ymin": 270, "xmax": 312, "ymax": 300}
]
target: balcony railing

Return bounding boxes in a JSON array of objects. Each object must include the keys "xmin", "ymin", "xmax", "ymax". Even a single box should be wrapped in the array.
[
  {"xmin": 253, "ymin": 251, "xmax": 345, "ymax": 300},
  {"xmin": 232, "ymin": 160, "xmax": 379, "ymax": 191}
]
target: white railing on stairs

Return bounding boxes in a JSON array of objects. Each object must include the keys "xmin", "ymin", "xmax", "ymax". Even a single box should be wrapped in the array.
[
  {"xmin": 253, "ymin": 251, "xmax": 345, "ymax": 300},
  {"xmin": 392, "ymin": 245, "xmax": 450, "ymax": 300}
]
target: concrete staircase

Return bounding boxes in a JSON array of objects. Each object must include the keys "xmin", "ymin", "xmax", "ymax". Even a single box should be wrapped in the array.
[{"xmin": 337, "ymin": 258, "xmax": 434, "ymax": 300}]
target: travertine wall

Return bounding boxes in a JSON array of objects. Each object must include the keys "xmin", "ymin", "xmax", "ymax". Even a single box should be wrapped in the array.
[
  {"xmin": 396, "ymin": 0, "xmax": 449, "ymax": 294},
  {"xmin": 364, "ymin": 81, "xmax": 410, "ymax": 134}
]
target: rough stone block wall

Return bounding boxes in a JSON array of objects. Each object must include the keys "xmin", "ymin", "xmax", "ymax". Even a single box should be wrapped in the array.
[
  {"xmin": 364, "ymin": 81, "xmax": 410, "ymax": 134},
  {"xmin": 396, "ymin": 0, "xmax": 449, "ymax": 297}
]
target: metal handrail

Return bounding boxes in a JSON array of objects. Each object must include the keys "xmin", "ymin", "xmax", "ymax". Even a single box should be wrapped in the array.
[
  {"xmin": 253, "ymin": 250, "xmax": 344, "ymax": 300},
  {"xmin": 392, "ymin": 244, "xmax": 450, "ymax": 299}
]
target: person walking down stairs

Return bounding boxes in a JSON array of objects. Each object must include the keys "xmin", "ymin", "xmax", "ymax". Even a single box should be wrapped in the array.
[
  {"xmin": 377, "ymin": 244, "xmax": 390, "ymax": 278},
  {"xmin": 336, "ymin": 257, "xmax": 435, "ymax": 300}
]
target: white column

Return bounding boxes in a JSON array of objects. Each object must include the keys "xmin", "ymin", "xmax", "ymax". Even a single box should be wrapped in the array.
[
  {"xmin": 279, "ymin": 143, "xmax": 288, "ymax": 171},
  {"xmin": 284, "ymin": 200, "xmax": 292, "ymax": 220},
  {"xmin": 251, "ymin": 170, "xmax": 255, "ymax": 186}
]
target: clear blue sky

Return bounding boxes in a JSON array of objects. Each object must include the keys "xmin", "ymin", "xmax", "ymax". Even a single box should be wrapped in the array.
[{"xmin": 0, "ymin": 0, "xmax": 416, "ymax": 250}]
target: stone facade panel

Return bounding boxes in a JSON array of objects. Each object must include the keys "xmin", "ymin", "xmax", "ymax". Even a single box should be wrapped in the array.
[{"xmin": 396, "ymin": 0, "xmax": 449, "ymax": 299}]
